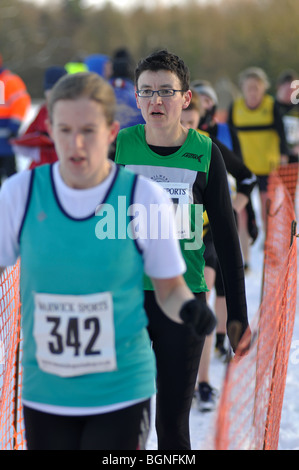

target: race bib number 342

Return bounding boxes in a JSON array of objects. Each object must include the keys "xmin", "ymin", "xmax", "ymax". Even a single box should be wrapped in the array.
[{"xmin": 33, "ymin": 292, "xmax": 116, "ymax": 377}]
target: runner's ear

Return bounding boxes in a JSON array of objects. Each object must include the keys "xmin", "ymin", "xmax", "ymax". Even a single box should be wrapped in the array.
[
  {"xmin": 108, "ymin": 121, "xmax": 120, "ymax": 144},
  {"xmin": 45, "ymin": 118, "xmax": 53, "ymax": 138},
  {"xmin": 182, "ymin": 90, "xmax": 192, "ymax": 109}
]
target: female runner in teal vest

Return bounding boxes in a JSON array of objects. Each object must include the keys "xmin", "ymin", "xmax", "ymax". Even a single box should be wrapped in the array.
[{"xmin": 0, "ymin": 72, "xmax": 216, "ymax": 450}]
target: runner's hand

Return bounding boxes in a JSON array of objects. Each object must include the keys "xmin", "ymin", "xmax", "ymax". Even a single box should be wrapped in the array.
[
  {"xmin": 227, "ymin": 320, "xmax": 251, "ymax": 355},
  {"xmin": 180, "ymin": 299, "xmax": 217, "ymax": 338}
]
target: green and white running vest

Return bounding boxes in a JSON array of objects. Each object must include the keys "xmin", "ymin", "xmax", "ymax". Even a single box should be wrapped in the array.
[
  {"xmin": 19, "ymin": 164, "xmax": 156, "ymax": 408},
  {"xmin": 115, "ymin": 125, "xmax": 212, "ymax": 293}
]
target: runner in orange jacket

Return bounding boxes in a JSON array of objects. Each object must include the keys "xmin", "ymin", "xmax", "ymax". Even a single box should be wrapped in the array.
[{"xmin": 0, "ymin": 53, "xmax": 31, "ymax": 185}]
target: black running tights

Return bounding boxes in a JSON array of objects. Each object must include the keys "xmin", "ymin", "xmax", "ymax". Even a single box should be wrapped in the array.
[
  {"xmin": 144, "ymin": 290, "xmax": 206, "ymax": 450},
  {"xmin": 23, "ymin": 399, "xmax": 151, "ymax": 450}
]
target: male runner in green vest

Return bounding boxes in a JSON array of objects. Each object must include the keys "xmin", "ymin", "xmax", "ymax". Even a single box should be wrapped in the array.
[{"xmin": 115, "ymin": 49, "xmax": 250, "ymax": 450}]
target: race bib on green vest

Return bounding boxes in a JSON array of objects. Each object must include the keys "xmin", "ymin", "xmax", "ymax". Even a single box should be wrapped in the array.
[{"xmin": 158, "ymin": 181, "xmax": 191, "ymax": 239}]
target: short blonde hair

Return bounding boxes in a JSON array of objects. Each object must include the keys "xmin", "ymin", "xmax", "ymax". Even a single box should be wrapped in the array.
[
  {"xmin": 238, "ymin": 67, "xmax": 270, "ymax": 90},
  {"xmin": 48, "ymin": 72, "xmax": 116, "ymax": 125}
]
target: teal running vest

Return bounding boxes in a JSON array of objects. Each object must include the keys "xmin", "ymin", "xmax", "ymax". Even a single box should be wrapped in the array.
[
  {"xmin": 115, "ymin": 125, "xmax": 212, "ymax": 293},
  {"xmin": 19, "ymin": 164, "xmax": 156, "ymax": 408}
]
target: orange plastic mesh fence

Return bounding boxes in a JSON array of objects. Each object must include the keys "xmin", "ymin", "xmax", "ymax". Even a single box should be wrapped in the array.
[
  {"xmin": 0, "ymin": 262, "xmax": 25, "ymax": 450},
  {"xmin": 277, "ymin": 162, "xmax": 299, "ymax": 208},
  {"xmin": 212, "ymin": 165, "xmax": 298, "ymax": 450}
]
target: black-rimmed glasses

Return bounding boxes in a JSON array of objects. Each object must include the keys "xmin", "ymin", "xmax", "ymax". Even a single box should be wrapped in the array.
[{"xmin": 136, "ymin": 89, "xmax": 184, "ymax": 98}]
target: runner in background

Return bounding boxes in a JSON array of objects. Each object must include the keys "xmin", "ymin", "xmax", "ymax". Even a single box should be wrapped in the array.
[
  {"xmin": 11, "ymin": 66, "xmax": 67, "ymax": 169},
  {"xmin": 192, "ymin": 79, "xmax": 259, "ymax": 273},
  {"xmin": 228, "ymin": 67, "xmax": 288, "ymax": 259},
  {"xmin": 275, "ymin": 70, "xmax": 299, "ymax": 162},
  {"xmin": 84, "ymin": 53, "xmax": 112, "ymax": 80},
  {"xmin": 108, "ymin": 48, "xmax": 145, "ymax": 160},
  {"xmin": 275, "ymin": 70, "xmax": 299, "ymax": 205},
  {"xmin": 181, "ymin": 87, "xmax": 256, "ymax": 412},
  {"xmin": 0, "ymin": 71, "xmax": 216, "ymax": 450},
  {"xmin": 115, "ymin": 49, "xmax": 250, "ymax": 449},
  {"xmin": 65, "ymin": 57, "xmax": 88, "ymax": 75},
  {"xmin": 0, "ymin": 53, "xmax": 31, "ymax": 186}
]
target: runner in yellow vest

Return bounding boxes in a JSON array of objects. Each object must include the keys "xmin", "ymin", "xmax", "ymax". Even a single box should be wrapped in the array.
[{"xmin": 228, "ymin": 67, "xmax": 288, "ymax": 236}]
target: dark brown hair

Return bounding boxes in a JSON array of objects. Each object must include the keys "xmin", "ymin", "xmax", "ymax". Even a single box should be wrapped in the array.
[{"xmin": 135, "ymin": 49, "xmax": 190, "ymax": 92}]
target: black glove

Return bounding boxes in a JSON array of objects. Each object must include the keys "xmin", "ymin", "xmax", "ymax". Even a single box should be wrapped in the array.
[
  {"xmin": 246, "ymin": 200, "xmax": 258, "ymax": 245},
  {"xmin": 179, "ymin": 298, "xmax": 217, "ymax": 338},
  {"xmin": 289, "ymin": 153, "xmax": 298, "ymax": 163},
  {"xmin": 227, "ymin": 320, "xmax": 251, "ymax": 355}
]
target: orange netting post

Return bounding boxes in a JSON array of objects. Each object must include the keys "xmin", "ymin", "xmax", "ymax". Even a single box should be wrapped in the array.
[
  {"xmin": 212, "ymin": 166, "xmax": 298, "ymax": 450},
  {"xmin": 277, "ymin": 162, "xmax": 299, "ymax": 209},
  {"xmin": 0, "ymin": 262, "xmax": 26, "ymax": 450}
]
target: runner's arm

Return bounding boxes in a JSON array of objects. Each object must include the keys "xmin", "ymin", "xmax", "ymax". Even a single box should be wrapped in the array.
[
  {"xmin": 274, "ymin": 101, "xmax": 289, "ymax": 157},
  {"xmin": 133, "ymin": 177, "xmax": 217, "ymax": 338},
  {"xmin": 204, "ymin": 143, "xmax": 249, "ymax": 348},
  {"xmin": 0, "ymin": 171, "xmax": 31, "ymax": 269},
  {"xmin": 151, "ymin": 276, "xmax": 216, "ymax": 338},
  {"xmin": 212, "ymin": 136, "xmax": 256, "ymax": 202}
]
